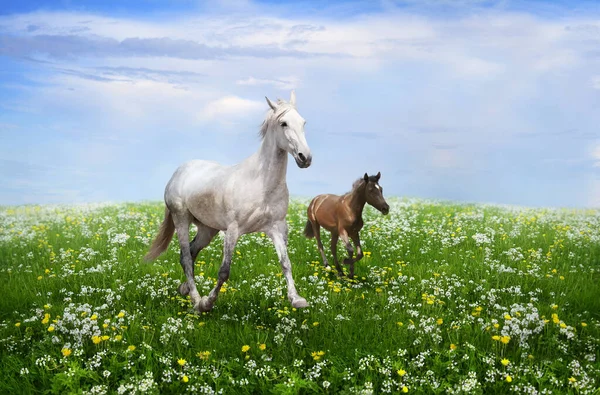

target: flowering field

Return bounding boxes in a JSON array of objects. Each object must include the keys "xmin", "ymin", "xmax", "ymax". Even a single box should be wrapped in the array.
[{"xmin": 0, "ymin": 199, "xmax": 599, "ymax": 394}]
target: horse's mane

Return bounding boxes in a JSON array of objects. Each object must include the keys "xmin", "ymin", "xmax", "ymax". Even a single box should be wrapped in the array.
[
  {"xmin": 345, "ymin": 175, "xmax": 378, "ymax": 196},
  {"xmin": 259, "ymin": 99, "xmax": 295, "ymax": 139}
]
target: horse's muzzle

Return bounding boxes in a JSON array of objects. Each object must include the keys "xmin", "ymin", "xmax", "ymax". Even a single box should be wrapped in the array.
[
  {"xmin": 295, "ymin": 153, "xmax": 312, "ymax": 168},
  {"xmin": 380, "ymin": 204, "xmax": 390, "ymax": 215}
]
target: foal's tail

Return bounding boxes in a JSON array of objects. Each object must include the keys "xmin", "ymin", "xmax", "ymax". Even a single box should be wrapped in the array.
[
  {"xmin": 304, "ymin": 220, "xmax": 315, "ymax": 239},
  {"xmin": 144, "ymin": 207, "xmax": 175, "ymax": 261}
]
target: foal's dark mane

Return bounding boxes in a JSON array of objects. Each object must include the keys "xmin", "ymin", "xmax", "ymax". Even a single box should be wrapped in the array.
[{"xmin": 345, "ymin": 175, "xmax": 378, "ymax": 197}]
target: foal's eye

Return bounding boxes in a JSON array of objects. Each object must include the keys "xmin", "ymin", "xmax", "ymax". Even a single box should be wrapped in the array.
[{"xmin": 281, "ymin": 122, "xmax": 288, "ymax": 128}]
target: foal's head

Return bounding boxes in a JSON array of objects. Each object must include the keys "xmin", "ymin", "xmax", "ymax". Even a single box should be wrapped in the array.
[
  {"xmin": 261, "ymin": 91, "xmax": 312, "ymax": 168},
  {"xmin": 363, "ymin": 172, "xmax": 390, "ymax": 215}
]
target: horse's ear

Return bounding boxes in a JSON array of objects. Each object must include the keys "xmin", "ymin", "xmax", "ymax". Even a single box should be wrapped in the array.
[
  {"xmin": 376, "ymin": 172, "xmax": 381, "ymax": 181},
  {"xmin": 364, "ymin": 173, "xmax": 369, "ymax": 182},
  {"xmin": 290, "ymin": 90, "xmax": 296, "ymax": 107},
  {"xmin": 265, "ymin": 96, "xmax": 277, "ymax": 111}
]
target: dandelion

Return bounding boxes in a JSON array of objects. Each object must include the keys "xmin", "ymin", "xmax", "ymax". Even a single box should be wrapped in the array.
[
  {"xmin": 241, "ymin": 345, "xmax": 250, "ymax": 353},
  {"xmin": 492, "ymin": 335, "xmax": 500, "ymax": 341},
  {"xmin": 397, "ymin": 369, "xmax": 406, "ymax": 377},
  {"xmin": 41, "ymin": 313, "xmax": 50, "ymax": 325},
  {"xmin": 182, "ymin": 375, "xmax": 189, "ymax": 383},
  {"xmin": 569, "ymin": 377, "xmax": 577, "ymax": 383},
  {"xmin": 551, "ymin": 304, "xmax": 558, "ymax": 310},
  {"xmin": 450, "ymin": 344, "xmax": 457, "ymax": 351},
  {"xmin": 397, "ymin": 322, "xmax": 404, "ymax": 327},
  {"xmin": 48, "ymin": 325, "xmax": 55, "ymax": 332},
  {"xmin": 313, "ymin": 322, "xmax": 319, "ymax": 327},
  {"xmin": 197, "ymin": 351, "xmax": 211, "ymax": 360},
  {"xmin": 92, "ymin": 336, "xmax": 102, "ymax": 344},
  {"xmin": 506, "ymin": 375, "xmax": 512, "ymax": 383},
  {"xmin": 259, "ymin": 343, "xmax": 266, "ymax": 351},
  {"xmin": 117, "ymin": 312, "xmax": 125, "ymax": 318},
  {"xmin": 61, "ymin": 348, "xmax": 72, "ymax": 357},
  {"xmin": 37, "ymin": 276, "xmax": 42, "ymax": 280},
  {"xmin": 15, "ymin": 322, "xmax": 21, "ymax": 327},
  {"xmin": 436, "ymin": 318, "xmax": 443, "ymax": 325},
  {"xmin": 552, "ymin": 314, "xmax": 560, "ymax": 324},
  {"xmin": 581, "ymin": 322, "xmax": 588, "ymax": 327},
  {"xmin": 402, "ymin": 386, "xmax": 409, "ymax": 393},
  {"xmin": 128, "ymin": 345, "xmax": 136, "ymax": 352},
  {"xmin": 177, "ymin": 358, "xmax": 186, "ymax": 366},
  {"xmin": 311, "ymin": 351, "xmax": 325, "ymax": 361},
  {"xmin": 500, "ymin": 336, "xmax": 510, "ymax": 344},
  {"xmin": 501, "ymin": 359, "xmax": 510, "ymax": 366},
  {"xmin": 504, "ymin": 314, "xmax": 512, "ymax": 320},
  {"xmin": 115, "ymin": 335, "xmax": 123, "ymax": 341}
]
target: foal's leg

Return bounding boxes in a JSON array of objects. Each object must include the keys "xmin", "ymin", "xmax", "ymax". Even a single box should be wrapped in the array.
[
  {"xmin": 311, "ymin": 222, "xmax": 329, "ymax": 268},
  {"xmin": 330, "ymin": 233, "xmax": 344, "ymax": 277},
  {"xmin": 340, "ymin": 230, "xmax": 356, "ymax": 279},
  {"xmin": 172, "ymin": 213, "xmax": 202, "ymax": 309},
  {"xmin": 348, "ymin": 234, "xmax": 364, "ymax": 279},
  {"xmin": 267, "ymin": 220, "xmax": 309, "ymax": 309},
  {"xmin": 197, "ymin": 225, "xmax": 239, "ymax": 313}
]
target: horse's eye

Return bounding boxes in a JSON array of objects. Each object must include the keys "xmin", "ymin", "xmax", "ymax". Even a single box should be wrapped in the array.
[{"xmin": 281, "ymin": 122, "xmax": 287, "ymax": 128}]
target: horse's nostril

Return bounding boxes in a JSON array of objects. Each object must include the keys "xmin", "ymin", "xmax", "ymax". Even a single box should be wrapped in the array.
[{"xmin": 298, "ymin": 153, "xmax": 306, "ymax": 162}]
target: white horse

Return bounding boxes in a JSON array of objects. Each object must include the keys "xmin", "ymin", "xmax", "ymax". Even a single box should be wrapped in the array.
[{"xmin": 145, "ymin": 91, "xmax": 312, "ymax": 313}]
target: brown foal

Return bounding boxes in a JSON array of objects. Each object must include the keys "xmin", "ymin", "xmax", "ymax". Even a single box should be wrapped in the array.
[{"xmin": 304, "ymin": 172, "xmax": 390, "ymax": 278}]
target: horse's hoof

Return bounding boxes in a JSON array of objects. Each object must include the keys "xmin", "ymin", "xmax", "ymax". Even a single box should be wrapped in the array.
[
  {"xmin": 291, "ymin": 297, "xmax": 309, "ymax": 309},
  {"xmin": 195, "ymin": 296, "xmax": 213, "ymax": 313},
  {"xmin": 178, "ymin": 282, "xmax": 190, "ymax": 296}
]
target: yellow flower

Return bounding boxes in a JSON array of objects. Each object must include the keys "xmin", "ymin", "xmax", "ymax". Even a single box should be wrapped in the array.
[
  {"xmin": 501, "ymin": 358, "xmax": 510, "ymax": 366},
  {"xmin": 581, "ymin": 322, "xmax": 588, "ymax": 327},
  {"xmin": 450, "ymin": 344, "xmax": 457, "ymax": 351},
  {"xmin": 552, "ymin": 314, "xmax": 560, "ymax": 324},
  {"xmin": 241, "ymin": 345, "xmax": 250, "ymax": 353},
  {"xmin": 37, "ymin": 276, "xmax": 43, "ymax": 280},
  {"xmin": 504, "ymin": 314, "xmax": 512, "ymax": 320},
  {"xmin": 313, "ymin": 322, "xmax": 319, "ymax": 327},
  {"xmin": 397, "ymin": 369, "xmax": 407, "ymax": 377},
  {"xmin": 42, "ymin": 313, "xmax": 50, "ymax": 325},
  {"xmin": 115, "ymin": 335, "xmax": 123, "ymax": 341},
  {"xmin": 436, "ymin": 318, "xmax": 443, "ymax": 325},
  {"xmin": 506, "ymin": 375, "xmax": 512, "ymax": 383},
  {"xmin": 492, "ymin": 335, "xmax": 501, "ymax": 341},
  {"xmin": 48, "ymin": 325, "xmax": 55, "ymax": 332},
  {"xmin": 102, "ymin": 323, "xmax": 109, "ymax": 329},
  {"xmin": 197, "ymin": 351, "xmax": 211, "ymax": 360},
  {"xmin": 402, "ymin": 386, "xmax": 409, "ymax": 393},
  {"xmin": 15, "ymin": 322, "xmax": 21, "ymax": 327},
  {"xmin": 551, "ymin": 304, "xmax": 558, "ymax": 310},
  {"xmin": 560, "ymin": 322, "xmax": 567, "ymax": 329},
  {"xmin": 311, "ymin": 351, "xmax": 325, "ymax": 361},
  {"xmin": 569, "ymin": 377, "xmax": 576, "ymax": 383},
  {"xmin": 101, "ymin": 335, "xmax": 109, "ymax": 341},
  {"xmin": 90, "ymin": 314, "xmax": 97, "ymax": 321},
  {"xmin": 117, "ymin": 312, "xmax": 125, "ymax": 318},
  {"xmin": 61, "ymin": 348, "xmax": 72, "ymax": 357},
  {"xmin": 397, "ymin": 322, "xmax": 404, "ymax": 327},
  {"xmin": 182, "ymin": 375, "xmax": 189, "ymax": 383},
  {"xmin": 177, "ymin": 358, "xmax": 186, "ymax": 366},
  {"xmin": 259, "ymin": 343, "xmax": 266, "ymax": 351},
  {"xmin": 500, "ymin": 336, "xmax": 510, "ymax": 344},
  {"xmin": 92, "ymin": 336, "xmax": 102, "ymax": 344},
  {"xmin": 128, "ymin": 345, "xmax": 136, "ymax": 352},
  {"xmin": 493, "ymin": 323, "xmax": 500, "ymax": 329}
]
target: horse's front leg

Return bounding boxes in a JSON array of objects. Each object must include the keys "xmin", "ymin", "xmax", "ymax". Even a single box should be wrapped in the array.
[
  {"xmin": 330, "ymin": 233, "xmax": 344, "ymax": 277},
  {"xmin": 197, "ymin": 225, "xmax": 239, "ymax": 313},
  {"xmin": 267, "ymin": 221, "xmax": 309, "ymax": 309},
  {"xmin": 340, "ymin": 230, "xmax": 356, "ymax": 279},
  {"xmin": 348, "ymin": 234, "xmax": 364, "ymax": 279}
]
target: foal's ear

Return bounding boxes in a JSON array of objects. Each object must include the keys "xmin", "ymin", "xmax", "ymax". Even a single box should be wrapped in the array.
[
  {"xmin": 376, "ymin": 172, "xmax": 381, "ymax": 181},
  {"xmin": 290, "ymin": 90, "xmax": 296, "ymax": 107},
  {"xmin": 265, "ymin": 96, "xmax": 277, "ymax": 111},
  {"xmin": 364, "ymin": 173, "xmax": 369, "ymax": 182}
]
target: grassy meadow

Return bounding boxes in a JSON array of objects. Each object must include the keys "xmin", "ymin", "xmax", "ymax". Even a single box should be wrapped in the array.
[{"xmin": 0, "ymin": 198, "xmax": 599, "ymax": 394}]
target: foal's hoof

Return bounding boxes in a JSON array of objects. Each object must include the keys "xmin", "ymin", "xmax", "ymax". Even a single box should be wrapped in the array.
[
  {"xmin": 195, "ymin": 296, "xmax": 214, "ymax": 313},
  {"xmin": 178, "ymin": 282, "xmax": 190, "ymax": 296},
  {"xmin": 343, "ymin": 258, "xmax": 353, "ymax": 265},
  {"xmin": 290, "ymin": 296, "xmax": 309, "ymax": 309}
]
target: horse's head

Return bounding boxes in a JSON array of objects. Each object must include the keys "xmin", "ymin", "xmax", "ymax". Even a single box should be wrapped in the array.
[
  {"xmin": 364, "ymin": 172, "xmax": 390, "ymax": 215},
  {"xmin": 264, "ymin": 91, "xmax": 312, "ymax": 168}
]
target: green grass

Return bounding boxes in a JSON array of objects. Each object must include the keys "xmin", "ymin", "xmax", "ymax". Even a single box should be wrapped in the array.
[{"xmin": 0, "ymin": 199, "xmax": 599, "ymax": 394}]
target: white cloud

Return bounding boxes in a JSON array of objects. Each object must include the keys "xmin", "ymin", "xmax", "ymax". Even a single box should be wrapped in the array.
[
  {"xmin": 236, "ymin": 76, "xmax": 299, "ymax": 90},
  {"xmin": 592, "ymin": 76, "xmax": 600, "ymax": 90},
  {"xmin": 198, "ymin": 95, "xmax": 264, "ymax": 121}
]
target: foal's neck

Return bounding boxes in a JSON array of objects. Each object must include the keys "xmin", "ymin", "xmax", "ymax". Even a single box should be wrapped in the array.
[{"xmin": 347, "ymin": 181, "xmax": 367, "ymax": 216}]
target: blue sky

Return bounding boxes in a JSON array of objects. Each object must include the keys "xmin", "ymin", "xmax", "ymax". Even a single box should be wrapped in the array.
[{"xmin": 1, "ymin": 0, "xmax": 599, "ymax": 207}]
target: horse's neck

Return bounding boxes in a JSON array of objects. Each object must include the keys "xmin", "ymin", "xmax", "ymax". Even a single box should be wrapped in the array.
[
  {"xmin": 346, "ymin": 183, "xmax": 366, "ymax": 217},
  {"xmin": 253, "ymin": 131, "xmax": 288, "ymax": 189}
]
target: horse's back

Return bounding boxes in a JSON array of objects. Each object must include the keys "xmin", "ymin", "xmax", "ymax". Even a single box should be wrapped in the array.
[
  {"xmin": 165, "ymin": 160, "xmax": 228, "ymax": 211},
  {"xmin": 308, "ymin": 194, "xmax": 341, "ymax": 230}
]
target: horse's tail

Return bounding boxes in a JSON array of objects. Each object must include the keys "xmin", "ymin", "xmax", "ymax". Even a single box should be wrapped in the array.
[
  {"xmin": 144, "ymin": 207, "xmax": 175, "ymax": 261},
  {"xmin": 304, "ymin": 220, "xmax": 315, "ymax": 239}
]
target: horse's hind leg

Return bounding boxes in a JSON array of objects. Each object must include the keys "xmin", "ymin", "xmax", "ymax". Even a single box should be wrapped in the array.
[
  {"xmin": 330, "ymin": 233, "xmax": 344, "ymax": 277},
  {"xmin": 340, "ymin": 230, "xmax": 356, "ymax": 279},
  {"xmin": 172, "ymin": 213, "xmax": 202, "ymax": 309},
  {"xmin": 347, "ymin": 234, "xmax": 363, "ymax": 279},
  {"xmin": 312, "ymin": 222, "xmax": 330, "ymax": 268},
  {"xmin": 190, "ymin": 221, "xmax": 219, "ymax": 262},
  {"xmin": 197, "ymin": 225, "xmax": 239, "ymax": 313}
]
